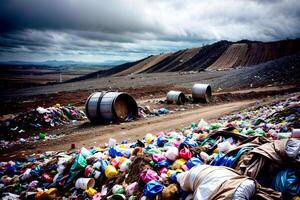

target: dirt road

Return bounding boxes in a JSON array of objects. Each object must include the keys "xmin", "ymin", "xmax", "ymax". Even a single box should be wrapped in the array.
[{"xmin": 1, "ymin": 100, "xmax": 256, "ymax": 160}]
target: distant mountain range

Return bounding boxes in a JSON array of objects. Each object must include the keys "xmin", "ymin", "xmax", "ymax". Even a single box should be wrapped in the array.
[{"xmin": 0, "ymin": 59, "xmax": 129, "ymax": 67}]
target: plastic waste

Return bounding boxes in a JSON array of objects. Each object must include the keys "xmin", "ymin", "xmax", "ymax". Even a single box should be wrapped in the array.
[
  {"xmin": 208, "ymin": 123, "xmax": 222, "ymax": 130},
  {"xmin": 119, "ymin": 159, "xmax": 131, "ymax": 172},
  {"xmin": 198, "ymin": 119, "xmax": 208, "ymax": 130},
  {"xmin": 217, "ymin": 141, "xmax": 234, "ymax": 153},
  {"xmin": 292, "ymin": 129, "xmax": 300, "ymax": 138},
  {"xmin": 105, "ymin": 165, "xmax": 118, "ymax": 179},
  {"xmin": 85, "ymin": 187, "xmax": 97, "ymax": 197},
  {"xmin": 172, "ymin": 159, "xmax": 187, "ymax": 170},
  {"xmin": 165, "ymin": 147, "xmax": 179, "ymax": 161},
  {"xmin": 162, "ymin": 184, "xmax": 179, "ymax": 200},
  {"xmin": 145, "ymin": 133, "xmax": 155, "ymax": 143},
  {"xmin": 1, "ymin": 95, "xmax": 300, "ymax": 199},
  {"xmin": 152, "ymin": 154, "xmax": 167, "ymax": 162},
  {"xmin": 179, "ymin": 147, "xmax": 192, "ymax": 160},
  {"xmin": 126, "ymin": 182, "xmax": 138, "ymax": 195},
  {"xmin": 157, "ymin": 136, "xmax": 167, "ymax": 147},
  {"xmin": 272, "ymin": 169, "xmax": 300, "ymax": 197},
  {"xmin": 155, "ymin": 160, "xmax": 171, "ymax": 168},
  {"xmin": 144, "ymin": 180, "xmax": 164, "ymax": 198},
  {"xmin": 140, "ymin": 169, "xmax": 159, "ymax": 183},
  {"xmin": 39, "ymin": 132, "xmax": 46, "ymax": 140},
  {"xmin": 75, "ymin": 178, "xmax": 95, "ymax": 190},
  {"xmin": 186, "ymin": 158, "xmax": 203, "ymax": 169},
  {"xmin": 112, "ymin": 185, "xmax": 125, "ymax": 194}
]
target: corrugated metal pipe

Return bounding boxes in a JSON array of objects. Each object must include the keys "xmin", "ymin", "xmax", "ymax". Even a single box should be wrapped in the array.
[
  {"xmin": 85, "ymin": 91, "xmax": 138, "ymax": 123},
  {"xmin": 166, "ymin": 90, "xmax": 186, "ymax": 104},
  {"xmin": 192, "ymin": 84, "xmax": 212, "ymax": 103}
]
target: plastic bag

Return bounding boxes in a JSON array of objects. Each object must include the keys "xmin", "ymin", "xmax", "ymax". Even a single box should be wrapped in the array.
[
  {"xmin": 232, "ymin": 179, "xmax": 256, "ymax": 200},
  {"xmin": 144, "ymin": 180, "xmax": 164, "ymax": 198},
  {"xmin": 198, "ymin": 119, "xmax": 208, "ymax": 130},
  {"xmin": 155, "ymin": 160, "xmax": 171, "ymax": 168},
  {"xmin": 157, "ymin": 136, "xmax": 167, "ymax": 147},
  {"xmin": 105, "ymin": 165, "xmax": 118, "ymax": 179},
  {"xmin": 152, "ymin": 154, "xmax": 167, "ymax": 162},
  {"xmin": 112, "ymin": 185, "xmax": 125, "ymax": 194},
  {"xmin": 140, "ymin": 169, "xmax": 159, "ymax": 183},
  {"xmin": 272, "ymin": 169, "xmax": 300, "ymax": 196},
  {"xmin": 179, "ymin": 147, "xmax": 192, "ymax": 160},
  {"xmin": 172, "ymin": 159, "xmax": 187, "ymax": 170},
  {"xmin": 165, "ymin": 147, "xmax": 179, "ymax": 161},
  {"xmin": 64, "ymin": 154, "xmax": 87, "ymax": 189},
  {"xmin": 186, "ymin": 158, "xmax": 203, "ymax": 169},
  {"xmin": 285, "ymin": 139, "xmax": 300, "ymax": 162}
]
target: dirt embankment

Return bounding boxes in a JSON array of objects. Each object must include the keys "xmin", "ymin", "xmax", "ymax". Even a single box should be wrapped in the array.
[
  {"xmin": 114, "ymin": 53, "xmax": 172, "ymax": 76},
  {"xmin": 209, "ymin": 39, "xmax": 300, "ymax": 69}
]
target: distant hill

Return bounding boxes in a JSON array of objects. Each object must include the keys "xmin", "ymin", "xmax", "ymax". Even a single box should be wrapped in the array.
[
  {"xmin": 67, "ymin": 38, "xmax": 300, "ymax": 82},
  {"xmin": 0, "ymin": 60, "xmax": 129, "ymax": 67}
]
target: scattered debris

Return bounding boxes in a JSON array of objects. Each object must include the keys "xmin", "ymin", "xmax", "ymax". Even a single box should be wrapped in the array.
[
  {"xmin": 0, "ymin": 95, "xmax": 300, "ymax": 199},
  {"xmin": 0, "ymin": 104, "xmax": 86, "ymax": 148}
]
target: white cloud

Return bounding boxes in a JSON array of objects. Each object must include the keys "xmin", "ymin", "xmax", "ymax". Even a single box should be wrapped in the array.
[{"xmin": 0, "ymin": 0, "xmax": 299, "ymax": 61}]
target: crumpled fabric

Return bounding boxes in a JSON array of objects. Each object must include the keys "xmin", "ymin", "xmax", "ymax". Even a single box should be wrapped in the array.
[
  {"xmin": 162, "ymin": 184, "xmax": 179, "ymax": 200},
  {"xmin": 237, "ymin": 139, "xmax": 300, "ymax": 179},
  {"xmin": 272, "ymin": 168, "xmax": 300, "ymax": 197},
  {"xmin": 176, "ymin": 165, "xmax": 255, "ymax": 200},
  {"xmin": 232, "ymin": 179, "xmax": 256, "ymax": 200},
  {"xmin": 285, "ymin": 139, "xmax": 300, "ymax": 162},
  {"xmin": 177, "ymin": 165, "xmax": 282, "ymax": 200}
]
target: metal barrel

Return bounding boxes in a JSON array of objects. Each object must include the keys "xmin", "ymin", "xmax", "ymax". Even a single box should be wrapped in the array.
[
  {"xmin": 85, "ymin": 91, "xmax": 138, "ymax": 123},
  {"xmin": 166, "ymin": 90, "xmax": 186, "ymax": 104},
  {"xmin": 192, "ymin": 84, "xmax": 212, "ymax": 103}
]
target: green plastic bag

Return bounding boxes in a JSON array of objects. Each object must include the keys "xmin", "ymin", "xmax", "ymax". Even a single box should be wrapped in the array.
[
  {"xmin": 246, "ymin": 128, "xmax": 255, "ymax": 135},
  {"xmin": 64, "ymin": 154, "xmax": 87, "ymax": 189},
  {"xmin": 145, "ymin": 149, "xmax": 161, "ymax": 154},
  {"xmin": 191, "ymin": 122, "xmax": 197, "ymax": 128},
  {"xmin": 39, "ymin": 132, "xmax": 46, "ymax": 140},
  {"xmin": 255, "ymin": 128, "xmax": 265, "ymax": 136},
  {"xmin": 208, "ymin": 123, "xmax": 222, "ymax": 130}
]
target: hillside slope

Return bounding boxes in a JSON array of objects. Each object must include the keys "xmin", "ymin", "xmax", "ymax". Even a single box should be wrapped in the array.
[
  {"xmin": 209, "ymin": 39, "xmax": 300, "ymax": 69},
  {"xmin": 67, "ymin": 38, "xmax": 300, "ymax": 82}
]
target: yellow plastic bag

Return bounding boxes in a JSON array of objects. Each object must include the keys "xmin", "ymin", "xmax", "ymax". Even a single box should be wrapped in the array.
[
  {"xmin": 105, "ymin": 165, "xmax": 119, "ymax": 179},
  {"xmin": 171, "ymin": 158, "xmax": 187, "ymax": 170},
  {"xmin": 85, "ymin": 187, "xmax": 97, "ymax": 197}
]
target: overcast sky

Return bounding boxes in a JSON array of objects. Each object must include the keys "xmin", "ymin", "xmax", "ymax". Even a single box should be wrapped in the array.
[{"xmin": 0, "ymin": 0, "xmax": 300, "ymax": 62}]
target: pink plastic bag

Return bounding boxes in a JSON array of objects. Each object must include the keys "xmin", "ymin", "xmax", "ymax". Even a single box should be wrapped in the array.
[
  {"xmin": 152, "ymin": 154, "xmax": 167, "ymax": 162},
  {"xmin": 140, "ymin": 169, "xmax": 159, "ymax": 183}
]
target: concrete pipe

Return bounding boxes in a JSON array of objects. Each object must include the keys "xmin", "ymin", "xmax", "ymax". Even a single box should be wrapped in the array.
[
  {"xmin": 85, "ymin": 91, "xmax": 138, "ymax": 123},
  {"xmin": 166, "ymin": 90, "xmax": 186, "ymax": 104},
  {"xmin": 192, "ymin": 84, "xmax": 212, "ymax": 103}
]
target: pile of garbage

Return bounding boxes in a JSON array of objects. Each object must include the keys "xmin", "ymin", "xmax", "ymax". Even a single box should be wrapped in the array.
[
  {"xmin": 139, "ymin": 106, "xmax": 170, "ymax": 118},
  {"xmin": 0, "ymin": 104, "xmax": 86, "ymax": 141},
  {"xmin": 1, "ymin": 95, "xmax": 300, "ymax": 199}
]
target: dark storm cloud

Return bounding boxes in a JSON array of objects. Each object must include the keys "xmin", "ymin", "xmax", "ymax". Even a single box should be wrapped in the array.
[
  {"xmin": 0, "ymin": 0, "xmax": 163, "ymax": 36},
  {"xmin": 0, "ymin": 0, "xmax": 300, "ymax": 61}
]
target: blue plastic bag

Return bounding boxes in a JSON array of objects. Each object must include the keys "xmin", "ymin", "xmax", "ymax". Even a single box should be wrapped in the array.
[
  {"xmin": 186, "ymin": 157, "xmax": 203, "ymax": 169},
  {"xmin": 109, "ymin": 147, "xmax": 123, "ymax": 158},
  {"xmin": 155, "ymin": 160, "xmax": 171, "ymax": 168},
  {"xmin": 272, "ymin": 169, "xmax": 300, "ymax": 196},
  {"xmin": 157, "ymin": 136, "xmax": 167, "ymax": 147},
  {"xmin": 144, "ymin": 180, "xmax": 164, "ymax": 198},
  {"xmin": 180, "ymin": 138, "xmax": 198, "ymax": 149}
]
